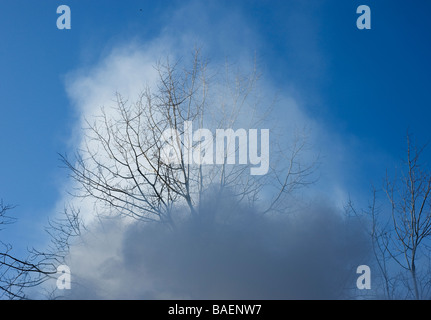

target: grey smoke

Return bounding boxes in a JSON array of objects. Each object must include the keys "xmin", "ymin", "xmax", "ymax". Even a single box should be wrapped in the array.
[{"xmin": 62, "ymin": 188, "xmax": 370, "ymax": 300}]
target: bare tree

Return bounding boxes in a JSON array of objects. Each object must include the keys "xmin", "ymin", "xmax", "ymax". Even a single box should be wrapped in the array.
[
  {"xmin": 383, "ymin": 133, "xmax": 431, "ymax": 299},
  {"xmin": 60, "ymin": 50, "xmax": 317, "ymax": 227},
  {"xmin": 0, "ymin": 201, "xmax": 58, "ymax": 299},
  {"xmin": 352, "ymin": 133, "xmax": 431, "ymax": 299}
]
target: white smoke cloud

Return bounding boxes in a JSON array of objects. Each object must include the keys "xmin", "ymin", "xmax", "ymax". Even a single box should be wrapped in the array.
[{"xmin": 50, "ymin": 1, "xmax": 376, "ymax": 300}]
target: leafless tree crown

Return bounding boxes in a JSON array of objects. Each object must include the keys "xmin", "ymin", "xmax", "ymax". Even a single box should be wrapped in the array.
[{"xmin": 61, "ymin": 50, "xmax": 317, "ymax": 227}]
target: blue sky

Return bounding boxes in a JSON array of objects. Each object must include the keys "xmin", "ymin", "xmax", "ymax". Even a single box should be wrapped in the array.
[{"xmin": 1, "ymin": 0, "xmax": 431, "ymax": 254}]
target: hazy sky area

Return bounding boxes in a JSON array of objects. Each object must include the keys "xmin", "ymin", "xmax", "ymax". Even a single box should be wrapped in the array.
[{"xmin": 1, "ymin": 1, "xmax": 431, "ymax": 300}]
